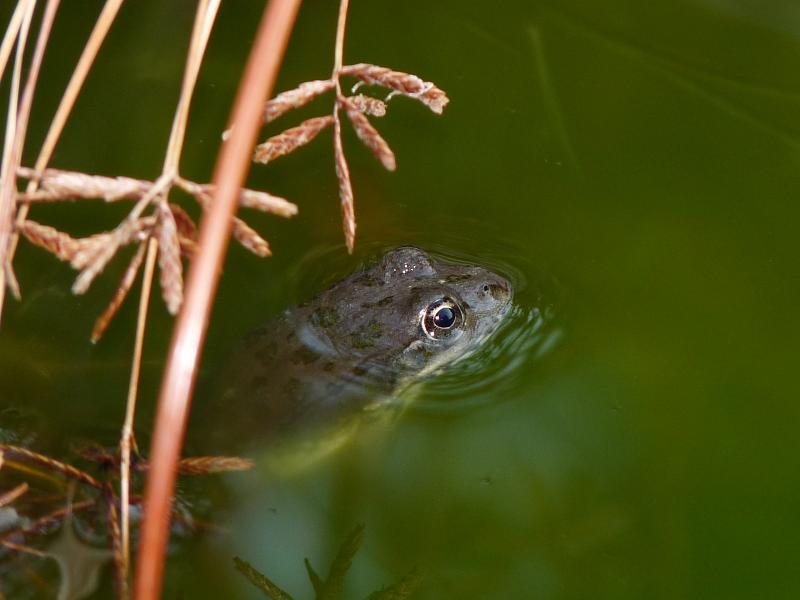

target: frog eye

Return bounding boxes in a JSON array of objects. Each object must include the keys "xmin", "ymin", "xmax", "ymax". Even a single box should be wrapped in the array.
[
  {"xmin": 433, "ymin": 305, "xmax": 456, "ymax": 328},
  {"xmin": 421, "ymin": 298, "xmax": 463, "ymax": 339}
]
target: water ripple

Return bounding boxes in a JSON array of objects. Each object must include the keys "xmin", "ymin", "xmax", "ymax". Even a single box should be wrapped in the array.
[{"xmin": 285, "ymin": 240, "xmax": 563, "ymax": 415}]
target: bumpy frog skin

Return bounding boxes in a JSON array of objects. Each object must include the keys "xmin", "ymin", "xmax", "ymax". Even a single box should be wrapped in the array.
[{"xmin": 213, "ymin": 246, "xmax": 512, "ymax": 460}]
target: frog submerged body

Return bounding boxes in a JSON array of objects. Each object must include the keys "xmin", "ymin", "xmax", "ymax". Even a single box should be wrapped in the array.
[{"xmin": 212, "ymin": 246, "xmax": 512, "ymax": 466}]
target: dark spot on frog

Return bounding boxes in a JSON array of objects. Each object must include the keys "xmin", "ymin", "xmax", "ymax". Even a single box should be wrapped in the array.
[
  {"xmin": 368, "ymin": 320, "xmax": 383, "ymax": 337},
  {"xmin": 361, "ymin": 295, "xmax": 394, "ymax": 309},
  {"xmin": 250, "ymin": 375, "xmax": 270, "ymax": 390},
  {"xmin": 254, "ymin": 340, "xmax": 278, "ymax": 361},
  {"xmin": 349, "ymin": 334, "xmax": 375, "ymax": 349},
  {"xmin": 398, "ymin": 340, "xmax": 433, "ymax": 370},
  {"xmin": 292, "ymin": 345, "xmax": 321, "ymax": 365},
  {"xmin": 312, "ymin": 306, "xmax": 340, "ymax": 328},
  {"xmin": 282, "ymin": 377, "xmax": 301, "ymax": 396},
  {"xmin": 446, "ymin": 273, "xmax": 473, "ymax": 283},
  {"xmin": 349, "ymin": 319, "xmax": 383, "ymax": 349},
  {"xmin": 325, "ymin": 380, "xmax": 344, "ymax": 397},
  {"xmin": 243, "ymin": 325, "xmax": 270, "ymax": 346},
  {"xmin": 353, "ymin": 273, "xmax": 384, "ymax": 287}
]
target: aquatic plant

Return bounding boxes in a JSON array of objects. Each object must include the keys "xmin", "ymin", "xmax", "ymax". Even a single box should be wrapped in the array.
[
  {"xmin": 234, "ymin": 524, "xmax": 421, "ymax": 600},
  {"xmin": 0, "ymin": 443, "xmax": 252, "ymax": 598},
  {"xmin": 0, "ymin": 0, "xmax": 448, "ymax": 598}
]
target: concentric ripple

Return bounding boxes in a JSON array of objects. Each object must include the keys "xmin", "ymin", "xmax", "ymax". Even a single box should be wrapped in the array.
[
  {"xmin": 409, "ymin": 248, "xmax": 563, "ymax": 414},
  {"xmin": 286, "ymin": 240, "xmax": 563, "ymax": 414}
]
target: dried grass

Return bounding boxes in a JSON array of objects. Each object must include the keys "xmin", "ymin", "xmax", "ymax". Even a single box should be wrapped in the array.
[
  {"xmin": 254, "ymin": 115, "xmax": 334, "ymax": 164},
  {"xmin": 0, "ymin": 0, "xmax": 449, "ymax": 597},
  {"xmin": 248, "ymin": 0, "xmax": 449, "ymax": 252},
  {"xmin": 0, "ymin": 444, "xmax": 102, "ymax": 490},
  {"xmin": 104, "ymin": 483, "xmax": 127, "ymax": 598},
  {"xmin": 140, "ymin": 455, "xmax": 255, "ymax": 475},
  {"xmin": 340, "ymin": 63, "xmax": 449, "ymax": 114},
  {"xmin": 16, "ymin": 167, "xmax": 150, "ymax": 203},
  {"xmin": 263, "ymin": 79, "xmax": 335, "ymax": 123},
  {"xmin": 0, "ymin": 482, "xmax": 28, "ymax": 508},
  {"xmin": 135, "ymin": 2, "xmax": 302, "ymax": 597},
  {"xmin": 156, "ymin": 202, "xmax": 184, "ymax": 315},
  {"xmin": 0, "ymin": 442, "xmax": 251, "ymax": 598},
  {"xmin": 346, "ymin": 93, "xmax": 387, "ymax": 117},
  {"xmin": 333, "ymin": 116, "xmax": 357, "ymax": 252},
  {"xmin": 12, "ymin": 166, "xmax": 298, "ymax": 331},
  {"xmin": 343, "ymin": 98, "xmax": 396, "ymax": 171},
  {"xmin": 91, "ymin": 242, "xmax": 147, "ymax": 343}
]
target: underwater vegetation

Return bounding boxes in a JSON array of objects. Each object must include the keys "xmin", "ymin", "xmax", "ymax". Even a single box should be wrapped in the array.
[
  {"xmin": 0, "ymin": 442, "xmax": 252, "ymax": 598},
  {"xmin": 234, "ymin": 525, "xmax": 421, "ymax": 600}
]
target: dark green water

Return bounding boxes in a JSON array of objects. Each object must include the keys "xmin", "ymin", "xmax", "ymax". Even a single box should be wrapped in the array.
[{"xmin": 2, "ymin": 0, "xmax": 800, "ymax": 598}]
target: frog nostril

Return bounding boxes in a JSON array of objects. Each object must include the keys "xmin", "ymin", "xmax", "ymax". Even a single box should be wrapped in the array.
[{"xmin": 482, "ymin": 281, "xmax": 510, "ymax": 297}]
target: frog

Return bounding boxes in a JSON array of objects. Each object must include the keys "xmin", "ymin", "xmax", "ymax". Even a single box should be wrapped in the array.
[{"xmin": 208, "ymin": 246, "xmax": 513, "ymax": 467}]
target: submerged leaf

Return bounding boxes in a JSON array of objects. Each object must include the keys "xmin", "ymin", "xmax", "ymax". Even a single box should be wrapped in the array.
[
  {"xmin": 234, "ymin": 525, "xmax": 419, "ymax": 600},
  {"xmin": 234, "ymin": 556, "xmax": 294, "ymax": 600},
  {"xmin": 319, "ymin": 524, "xmax": 365, "ymax": 600},
  {"xmin": 304, "ymin": 558, "xmax": 324, "ymax": 595}
]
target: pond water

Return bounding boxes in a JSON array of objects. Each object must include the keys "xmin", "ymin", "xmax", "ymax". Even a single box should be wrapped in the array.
[{"xmin": 2, "ymin": 0, "xmax": 800, "ymax": 598}]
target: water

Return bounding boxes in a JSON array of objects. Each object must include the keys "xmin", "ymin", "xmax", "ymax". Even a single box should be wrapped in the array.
[{"xmin": 2, "ymin": 0, "xmax": 800, "ymax": 598}]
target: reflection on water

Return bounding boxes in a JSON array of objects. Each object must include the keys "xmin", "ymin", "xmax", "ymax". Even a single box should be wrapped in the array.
[
  {"xmin": 417, "ymin": 303, "xmax": 562, "ymax": 412},
  {"xmin": 45, "ymin": 508, "xmax": 113, "ymax": 600}
]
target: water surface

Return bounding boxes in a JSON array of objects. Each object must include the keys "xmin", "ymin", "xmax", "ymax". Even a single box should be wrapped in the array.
[{"xmin": 2, "ymin": 1, "xmax": 800, "ymax": 598}]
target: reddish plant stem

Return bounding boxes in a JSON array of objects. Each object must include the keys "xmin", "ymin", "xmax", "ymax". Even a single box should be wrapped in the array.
[{"xmin": 132, "ymin": 1, "xmax": 302, "ymax": 598}]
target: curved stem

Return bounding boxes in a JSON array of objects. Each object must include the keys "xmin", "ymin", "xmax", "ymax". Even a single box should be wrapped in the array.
[{"xmin": 133, "ymin": 1, "xmax": 302, "ymax": 598}]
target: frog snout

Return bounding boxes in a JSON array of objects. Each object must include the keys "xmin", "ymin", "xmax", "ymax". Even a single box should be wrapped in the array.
[
  {"xmin": 483, "ymin": 280, "xmax": 511, "ymax": 300},
  {"xmin": 491, "ymin": 281, "xmax": 509, "ymax": 294}
]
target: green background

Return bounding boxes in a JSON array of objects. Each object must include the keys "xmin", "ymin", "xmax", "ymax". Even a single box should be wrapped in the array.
[{"xmin": 2, "ymin": 0, "xmax": 800, "ymax": 598}]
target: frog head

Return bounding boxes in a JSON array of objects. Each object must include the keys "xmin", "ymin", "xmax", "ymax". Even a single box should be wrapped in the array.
[{"xmin": 313, "ymin": 246, "xmax": 513, "ymax": 380}]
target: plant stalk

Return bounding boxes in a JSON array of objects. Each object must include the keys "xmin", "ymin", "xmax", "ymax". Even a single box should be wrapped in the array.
[{"xmin": 133, "ymin": 1, "xmax": 302, "ymax": 597}]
